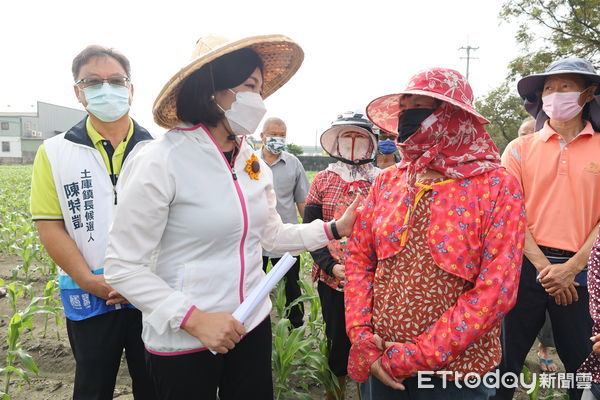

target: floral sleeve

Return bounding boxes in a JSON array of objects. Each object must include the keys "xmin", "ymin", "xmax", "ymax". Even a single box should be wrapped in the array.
[
  {"xmin": 344, "ymin": 176, "xmax": 382, "ymax": 382},
  {"xmin": 578, "ymin": 233, "xmax": 600, "ymax": 380},
  {"xmin": 379, "ymin": 175, "xmax": 526, "ymax": 378},
  {"xmin": 588, "ymin": 235, "xmax": 600, "ymax": 334}
]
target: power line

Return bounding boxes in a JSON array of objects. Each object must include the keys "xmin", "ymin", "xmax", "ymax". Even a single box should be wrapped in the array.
[{"xmin": 459, "ymin": 45, "xmax": 479, "ymax": 80}]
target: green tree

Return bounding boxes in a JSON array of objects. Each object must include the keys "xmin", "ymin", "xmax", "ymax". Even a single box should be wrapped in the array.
[
  {"xmin": 476, "ymin": 0, "xmax": 600, "ymax": 153},
  {"xmin": 501, "ymin": 0, "xmax": 600, "ymax": 78},
  {"xmin": 286, "ymin": 143, "xmax": 304, "ymax": 156},
  {"xmin": 475, "ymin": 82, "xmax": 530, "ymax": 152}
]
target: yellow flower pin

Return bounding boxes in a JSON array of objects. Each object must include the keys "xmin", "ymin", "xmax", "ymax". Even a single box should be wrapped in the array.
[{"xmin": 245, "ymin": 154, "xmax": 261, "ymax": 180}]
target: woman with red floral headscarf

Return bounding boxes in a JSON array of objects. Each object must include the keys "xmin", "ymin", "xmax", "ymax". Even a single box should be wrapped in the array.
[
  {"xmin": 304, "ymin": 111, "xmax": 380, "ymax": 400},
  {"xmin": 344, "ymin": 68, "xmax": 527, "ymax": 399}
]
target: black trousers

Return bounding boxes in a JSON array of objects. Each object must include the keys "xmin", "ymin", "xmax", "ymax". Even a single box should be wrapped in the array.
[
  {"xmin": 492, "ymin": 256, "xmax": 593, "ymax": 400},
  {"xmin": 66, "ymin": 308, "xmax": 156, "ymax": 400},
  {"xmin": 318, "ymin": 280, "xmax": 351, "ymax": 377},
  {"xmin": 145, "ymin": 317, "xmax": 273, "ymax": 400},
  {"xmin": 263, "ymin": 256, "xmax": 304, "ymax": 328}
]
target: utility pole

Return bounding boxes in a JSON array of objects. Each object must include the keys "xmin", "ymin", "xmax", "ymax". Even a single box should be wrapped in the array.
[{"xmin": 459, "ymin": 44, "xmax": 479, "ymax": 80}]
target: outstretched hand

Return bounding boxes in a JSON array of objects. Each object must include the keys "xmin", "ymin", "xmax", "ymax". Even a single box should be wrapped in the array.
[{"xmin": 335, "ymin": 195, "xmax": 364, "ymax": 237}]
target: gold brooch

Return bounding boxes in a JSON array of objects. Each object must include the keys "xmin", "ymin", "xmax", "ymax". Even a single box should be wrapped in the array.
[{"xmin": 245, "ymin": 154, "xmax": 261, "ymax": 180}]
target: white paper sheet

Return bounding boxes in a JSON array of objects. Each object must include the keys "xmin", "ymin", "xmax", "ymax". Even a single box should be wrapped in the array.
[{"xmin": 211, "ymin": 252, "xmax": 297, "ymax": 354}]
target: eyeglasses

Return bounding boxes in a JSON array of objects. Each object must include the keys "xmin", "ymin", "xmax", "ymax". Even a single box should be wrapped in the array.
[{"xmin": 75, "ymin": 76, "xmax": 130, "ymax": 89}]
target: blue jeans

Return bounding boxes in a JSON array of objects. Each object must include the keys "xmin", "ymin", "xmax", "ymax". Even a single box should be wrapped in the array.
[{"xmin": 361, "ymin": 375, "xmax": 496, "ymax": 400}]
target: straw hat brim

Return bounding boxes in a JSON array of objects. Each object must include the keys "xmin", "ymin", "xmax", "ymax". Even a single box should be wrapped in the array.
[
  {"xmin": 366, "ymin": 90, "xmax": 489, "ymax": 135},
  {"xmin": 153, "ymin": 34, "xmax": 304, "ymax": 129}
]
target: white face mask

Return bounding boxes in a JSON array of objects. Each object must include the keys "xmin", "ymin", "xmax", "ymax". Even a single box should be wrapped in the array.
[{"xmin": 218, "ymin": 90, "xmax": 267, "ymax": 136}]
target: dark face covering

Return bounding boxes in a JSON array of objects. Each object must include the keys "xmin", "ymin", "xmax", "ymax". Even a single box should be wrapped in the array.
[{"xmin": 397, "ymin": 108, "xmax": 435, "ymax": 143}]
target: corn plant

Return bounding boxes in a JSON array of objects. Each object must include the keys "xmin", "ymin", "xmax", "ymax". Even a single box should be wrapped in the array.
[
  {"xmin": 0, "ymin": 226, "xmax": 12, "ymax": 255},
  {"xmin": 36, "ymin": 251, "xmax": 58, "ymax": 280},
  {"xmin": 41, "ymin": 279, "xmax": 63, "ymax": 339},
  {"xmin": 10, "ymin": 233, "xmax": 39, "ymax": 282},
  {"xmin": 5, "ymin": 282, "xmax": 34, "ymax": 316},
  {"xmin": 0, "ymin": 280, "xmax": 61, "ymax": 396},
  {"xmin": 292, "ymin": 280, "xmax": 340, "ymax": 398},
  {"xmin": 522, "ymin": 366, "xmax": 569, "ymax": 400},
  {"xmin": 0, "ymin": 166, "xmax": 38, "ymax": 260},
  {"xmin": 271, "ymin": 254, "xmax": 340, "ymax": 400}
]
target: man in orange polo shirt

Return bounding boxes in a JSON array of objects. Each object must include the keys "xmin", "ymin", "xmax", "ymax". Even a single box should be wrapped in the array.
[{"xmin": 494, "ymin": 58, "xmax": 600, "ymax": 400}]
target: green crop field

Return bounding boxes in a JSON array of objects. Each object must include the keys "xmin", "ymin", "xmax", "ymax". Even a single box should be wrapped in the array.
[{"xmin": 0, "ymin": 165, "xmax": 348, "ymax": 400}]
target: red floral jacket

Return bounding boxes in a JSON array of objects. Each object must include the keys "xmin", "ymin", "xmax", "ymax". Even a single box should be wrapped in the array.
[{"xmin": 344, "ymin": 166, "xmax": 526, "ymax": 382}]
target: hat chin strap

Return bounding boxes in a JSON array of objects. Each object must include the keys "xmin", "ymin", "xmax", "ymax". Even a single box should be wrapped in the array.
[
  {"xmin": 334, "ymin": 136, "xmax": 375, "ymax": 165},
  {"xmin": 331, "ymin": 155, "xmax": 374, "ymax": 166}
]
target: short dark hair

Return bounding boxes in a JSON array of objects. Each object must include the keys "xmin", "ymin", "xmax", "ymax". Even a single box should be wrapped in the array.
[
  {"xmin": 176, "ymin": 48, "xmax": 263, "ymax": 127},
  {"xmin": 72, "ymin": 45, "xmax": 131, "ymax": 81}
]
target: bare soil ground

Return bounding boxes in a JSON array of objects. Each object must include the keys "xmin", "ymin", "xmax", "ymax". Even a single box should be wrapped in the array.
[
  {"xmin": 0, "ymin": 255, "xmax": 135, "ymax": 400},
  {"xmin": 0, "ymin": 255, "xmax": 361, "ymax": 400},
  {"xmin": 0, "ymin": 254, "xmax": 566, "ymax": 399}
]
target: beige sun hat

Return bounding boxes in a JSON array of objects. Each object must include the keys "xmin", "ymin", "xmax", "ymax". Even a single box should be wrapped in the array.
[{"xmin": 153, "ymin": 34, "xmax": 304, "ymax": 129}]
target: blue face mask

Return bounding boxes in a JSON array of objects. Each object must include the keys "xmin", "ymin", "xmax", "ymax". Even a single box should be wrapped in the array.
[
  {"xmin": 378, "ymin": 139, "xmax": 397, "ymax": 155},
  {"xmin": 265, "ymin": 136, "xmax": 286, "ymax": 154},
  {"xmin": 83, "ymin": 83, "xmax": 130, "ymax": 122}
]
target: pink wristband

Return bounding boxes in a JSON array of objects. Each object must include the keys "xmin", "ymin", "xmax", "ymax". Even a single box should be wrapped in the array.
[
  {"xmin": 324, "ymin": 222, "xmax": 334, "ymax": 240},
  {"xmin": 180, "ymin": 305, "xmax": 197, "ymax": 329}
]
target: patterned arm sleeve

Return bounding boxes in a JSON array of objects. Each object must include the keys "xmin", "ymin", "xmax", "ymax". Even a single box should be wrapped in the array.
[
  {"xmin": 304, "ymin": 203, "xmax": 337, "ymax": 276},
  {"xmin": 380, "ymin": 174, "xmax": 526, "ymax": 378},
  {"xmin": 588, "ymin": 235, "xmax": 600, "ymax": 336},
  {"xmin": 304, "ymin": 172, "xmax": 338, "ymax": 275},
  {"xmin": 345, "ymin": 178, "xmax": 382, "ymax": 382},
  {"xmin": 578, "ymin": 233, "xmax": 600, "ymax": 377}
]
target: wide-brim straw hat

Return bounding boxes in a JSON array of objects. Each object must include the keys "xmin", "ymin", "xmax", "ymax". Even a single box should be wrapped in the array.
[
  {"xmin": 153, "ymin": 34, "xmax": 304, "ymax": 129},
  {"xmin": 366, "ymin": 67, "xmax": 489, "ymax": 135}
]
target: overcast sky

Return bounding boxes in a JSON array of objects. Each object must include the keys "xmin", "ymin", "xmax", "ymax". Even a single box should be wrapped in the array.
[{"xmin": 2, "ymin": 0, "xmax": 520, "ymax": 145}]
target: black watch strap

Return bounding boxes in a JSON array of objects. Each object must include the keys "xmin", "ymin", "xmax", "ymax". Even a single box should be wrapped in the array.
[{"xmin": 330, "ymin": 220, "xmax": 342, "ymax": 240}]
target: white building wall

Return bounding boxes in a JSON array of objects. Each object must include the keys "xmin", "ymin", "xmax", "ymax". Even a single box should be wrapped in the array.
[
  {"xmin": 0, "ymin": 137, "xmax": 22, "ymax": 158},
  {"xmin": 38, "ymin": 102, "xmax": 86, "ymax": 139}
]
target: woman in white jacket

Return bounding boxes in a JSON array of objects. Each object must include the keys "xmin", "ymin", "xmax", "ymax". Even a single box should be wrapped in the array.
[{"xmin": 103, "ymin": 35, "xmax": 356, "ymax": 399}]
